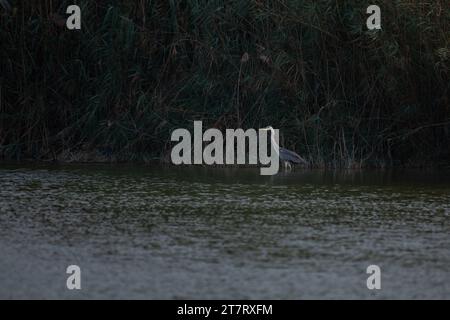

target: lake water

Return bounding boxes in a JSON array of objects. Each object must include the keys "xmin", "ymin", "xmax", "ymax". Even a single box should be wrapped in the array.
[{"xmin": 0, "ymin": 164, "xmax": 449, "ymax": 299}]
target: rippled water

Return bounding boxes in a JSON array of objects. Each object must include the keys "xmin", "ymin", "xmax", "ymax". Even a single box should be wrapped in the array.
[{"xmin": 0, "ymin": 164, "xmax": 449, "ymax": 299}]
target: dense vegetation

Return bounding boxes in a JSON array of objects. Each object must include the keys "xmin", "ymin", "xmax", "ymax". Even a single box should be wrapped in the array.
[{"xmin": 0, "ymin": 0, "xmax": 449, "ymax": 167}]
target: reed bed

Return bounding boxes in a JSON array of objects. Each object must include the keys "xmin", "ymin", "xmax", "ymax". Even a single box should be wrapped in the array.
[{"xmin": 0, "ymin": 0, "xmax": 449, "ymax": 167}]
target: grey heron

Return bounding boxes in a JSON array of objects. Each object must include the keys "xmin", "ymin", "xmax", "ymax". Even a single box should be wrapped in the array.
[{"xmin": 260, "ymin": 126, "xmax": 308, "ymax": 171}]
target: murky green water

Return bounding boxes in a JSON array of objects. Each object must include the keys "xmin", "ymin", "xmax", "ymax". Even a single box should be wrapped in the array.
[{"xmin": 0, "ymin": 165, "xmax": 449, "ymax": 299}]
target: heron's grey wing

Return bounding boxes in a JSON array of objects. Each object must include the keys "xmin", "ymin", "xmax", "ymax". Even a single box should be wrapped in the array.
[{"xmin": 279, "ymin": 147, "xmax": 307, "ymax": 164}]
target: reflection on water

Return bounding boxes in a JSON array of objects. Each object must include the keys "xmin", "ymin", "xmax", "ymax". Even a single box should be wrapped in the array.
[{"xmin": 0, "ymin": 164, "xmax": 449, "ymax": 299}]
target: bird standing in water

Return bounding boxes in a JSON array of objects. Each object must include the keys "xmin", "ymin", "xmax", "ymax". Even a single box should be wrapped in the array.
[{"xmin": 260, "ymin": 126, "xmax": 308, "ymax": 171}]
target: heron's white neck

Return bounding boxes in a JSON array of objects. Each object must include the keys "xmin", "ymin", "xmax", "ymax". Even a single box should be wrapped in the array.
[{"xmin": 268, "ymin": 128, "xmax": 280, "ymax": 154}]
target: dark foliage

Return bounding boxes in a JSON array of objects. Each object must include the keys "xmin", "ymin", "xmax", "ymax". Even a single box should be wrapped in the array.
[{"xmin": 1, "ymin": 0, "xmax": 449, "ymax": 167}]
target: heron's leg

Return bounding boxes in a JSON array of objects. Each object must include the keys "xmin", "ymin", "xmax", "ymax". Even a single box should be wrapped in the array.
[{"xmin": 284, "ymin": 161, "xmax": 292, "ymax": 171}]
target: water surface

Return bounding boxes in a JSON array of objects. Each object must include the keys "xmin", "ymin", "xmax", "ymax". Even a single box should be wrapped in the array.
[{"xmin": 0, "ymin": 165, "xmax": 449, "ymax": 299}]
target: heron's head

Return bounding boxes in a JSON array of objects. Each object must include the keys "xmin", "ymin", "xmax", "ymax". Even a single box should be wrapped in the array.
[{"xmin": 260, "ymin": 126, "xmax": 274, "ymax": 131}]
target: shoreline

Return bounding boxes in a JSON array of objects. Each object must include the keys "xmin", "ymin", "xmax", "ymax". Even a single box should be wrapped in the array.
[{"xmin": 1, "ymin": 158, "xmax": 449, "ymax": 171}]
